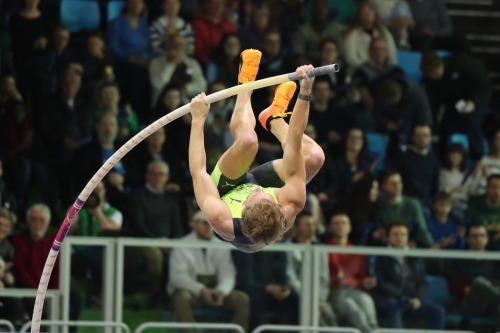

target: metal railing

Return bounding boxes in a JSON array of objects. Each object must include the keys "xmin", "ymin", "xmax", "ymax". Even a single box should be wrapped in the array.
[
  {"xmin": 310, "ymin": 245, "xmax": 500, "ymax": 327},
  {"xmin": 114, "ymin": 238, "xmax": 313, "ymax": 327},
  {"xmin": 135, "ymin": 322, "xmax": 245, "ymax": 333},
  {"xmin": 60, "ymin": 237, "xmax": 116, "ymax": 333},
  {"xmin": 51, "ymin": 237, "xmax": 500, "ymax": 331},
  {"xmin": 372, "ymin": 328, "xmax": 475, "ymax": 333},
  {"xmin": 252, "ymin": 325, "xmax": 362, "ymax": 333},
  {"xmin": 20, "ymin": 321, "xmax": 131, "ymax": 333},
  {"xmin": 0, "ymin": 319, "xmax": 15, "ymax": 333},
  {"xmin": 0, "ymin": 289, "xmax": 60, "ymax": 332}
]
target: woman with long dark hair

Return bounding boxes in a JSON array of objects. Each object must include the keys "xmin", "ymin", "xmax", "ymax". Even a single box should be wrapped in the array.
[
  {"xmin": 332, "ymin": 173, "xmax": 379, "ymax": 244},
  {"xmin": 333, "ymin": 128, "xmax": 377, "ymax": 196},
  {"xmin": 205, "ymin": 33, "xmax": 241, "ymax": 87},
  {"xmin": 344, "ymin": 0, "xmax": 397, "ymax": 73}
]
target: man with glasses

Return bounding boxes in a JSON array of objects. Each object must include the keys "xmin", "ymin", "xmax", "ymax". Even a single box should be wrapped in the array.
[
  {"xmin": 466, "ymin": 174, "xmax": 500, "ymax": 249},
  {"xmin": 445, "ymin": 223, "xmax": 500, "ymax": 329}
]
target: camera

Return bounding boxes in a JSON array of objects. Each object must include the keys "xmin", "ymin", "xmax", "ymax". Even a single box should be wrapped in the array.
[{"xmin": 83, "ymin": 192, "xmax": 101, "ymax": 209}]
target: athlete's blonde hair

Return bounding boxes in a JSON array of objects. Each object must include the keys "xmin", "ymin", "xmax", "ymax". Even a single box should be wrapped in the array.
[{"xmin": 241, "ymin": 200, "xmax": 286, "ymax": 244}]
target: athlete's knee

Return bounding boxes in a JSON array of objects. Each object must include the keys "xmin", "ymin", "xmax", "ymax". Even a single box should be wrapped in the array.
[
  {"xmin": 236, "ymin": 131, "xmax": 258, "ymax": 153},
  {"xmin": 308, "ymin": 145, "xmax": 325, "ymax": 170}
]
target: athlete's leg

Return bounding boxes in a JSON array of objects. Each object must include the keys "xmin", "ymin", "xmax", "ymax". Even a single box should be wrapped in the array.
[
  {"xmin": 269, "ymin": 118, "xmax": 324, "ymax": 183},
  {"xmin": 216, "ymin": 50, "xmax": 261, "ymax": 179}
]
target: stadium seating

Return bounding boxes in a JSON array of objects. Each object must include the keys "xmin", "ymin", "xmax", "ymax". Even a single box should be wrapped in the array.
[
  {"xmin": 366, "ymin": 132, "xmax": 388, "ymax": 171},
  {"xmin": 426, "ymin": 275, "xmax": 497, "ymax": 326},
  {"xmin": 60, "ymin": 0, "xmax": 101, "ymax": 33},
  {"xmin": 108, "ymin": 1, "xmax": 125, "ymax": 22}
]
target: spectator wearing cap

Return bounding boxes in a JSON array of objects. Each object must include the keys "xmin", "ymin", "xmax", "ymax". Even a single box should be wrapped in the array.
[
  {"xmin": 375, "ymin": 221, "xmax": 445, "ymax": 329},
  {"xmin": 392, "ymin": 124, "xmax": 439, "ymax": 206},
  {"xmin": 324, "ymin": 213, "xmax": 379, "ymax": 333},
  {"xmin": 150, "ymin": 0, "xmax": 195, "ymax": 55},
  {"xmin": 445, "ymin": 223, "xmax": 500, "ymax": 329},
  {"xmin": 169, "ymin": 211, "xmax": 249, "ymax": 333},
  {"xmin": 376, "ymin": 170, "xmax": 433, "ymax": 247},
  {"xmin": 420, "ymin": 51, "xmax": 491, "ymax": 161},
  {"xmin": 344, "ymin": 1, "xmax": 397, "ymax": 74},
  {"xmin": 191, "ymin": 0, "xmax": 237, "ymax": 64},
  {"xmin": 107, "ymin": 0, "xmax": 154, "ymax": 119},
  {"xmin": 288, "ymin": 210, "xmax": 337, "ymax": 327},
  {"xmin": 149, "ymin": 33, "xmax": 206, "ymax": 103},
  {"xmin": 465, "ymin": 175, "xmax": 500, "ymax": 250}
]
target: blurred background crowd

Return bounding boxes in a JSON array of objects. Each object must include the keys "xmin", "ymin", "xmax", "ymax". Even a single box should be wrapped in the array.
[{"xmin": 0, "ymin": 0, "xmax": 499, "ymax": 331}]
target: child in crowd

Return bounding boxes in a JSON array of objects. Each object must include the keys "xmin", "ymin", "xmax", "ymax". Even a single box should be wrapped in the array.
[
  {"xmin": 438, "ymin": 143, "xmax": 471, "ymax": 219},
  {"xmin": 427, "ymin": 192, "xmax": 465, "ymax": 249}
]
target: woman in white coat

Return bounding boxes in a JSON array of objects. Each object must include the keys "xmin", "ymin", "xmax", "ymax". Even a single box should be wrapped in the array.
[{"xmin": 344, "ymin": 1, "xmax": 397, "ymax": 74}]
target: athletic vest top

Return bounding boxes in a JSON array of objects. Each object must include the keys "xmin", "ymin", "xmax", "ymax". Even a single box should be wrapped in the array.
[{"xmin": 214, "ymin": 183, "xmax": 279, "ymax": 246}]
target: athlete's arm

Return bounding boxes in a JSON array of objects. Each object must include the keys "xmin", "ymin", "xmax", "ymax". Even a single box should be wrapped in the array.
[
  {"xmin": 276, "ymin": 65, "xmax": 314, "ymax": 229},
  {"xmin": 189, "ymin": 94, "xmax": 234, "ymax": 239}
]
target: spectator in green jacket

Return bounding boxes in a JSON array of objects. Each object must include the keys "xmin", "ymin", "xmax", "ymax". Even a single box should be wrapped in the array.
[
  {"xmin": 376, "ymin": 170, "xmax": 433, "ymax": 247},
  {"xmin": 465, "ymin": 174, "xmax": 500, "ymax": 250}
]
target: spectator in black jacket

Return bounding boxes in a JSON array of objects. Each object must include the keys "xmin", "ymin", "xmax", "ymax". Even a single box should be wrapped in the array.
[
  {"xmin": 126, "ymin": 159, "xmax": 183, "ymax": 295},
  {"xmin": 392, "ymin": 124, "xmax": 440, "ymax": 209},
  {"xmin": 374, "ymin": 77, "xmax": 433, "ymax": 157},
  {"xmin": 134, "ymin": 126, "xmax": 186, "ymax": 191},
  {"xmin": 421, "ymin": 51, "xmax": 491, "ymax": 160},
  {"xmin": 445, "ymin": 223, "xmax": 500, "ymax": 328},
  {"xmin": 375, "ymin": 221, "xmax": 445, "ymax": 329},
  {"xmin": 233, "ymin": 250, "xmax": 299, "ymax": 331},
  {"xmin": 72, "ymin": 112, "xmax": 140, "ymax": 211}
]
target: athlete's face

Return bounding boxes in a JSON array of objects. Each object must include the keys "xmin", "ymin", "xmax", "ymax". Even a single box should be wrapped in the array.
[{"xmin": 244, "ymin": 186, "xmax": 274, "ymax": 208}]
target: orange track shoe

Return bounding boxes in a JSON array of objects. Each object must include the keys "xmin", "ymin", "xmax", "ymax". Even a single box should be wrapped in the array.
[
  {"xmin": 258, "ymin": 81, "xmax": 297, "ymax": 131},
  {"xmin": 238, "ymin": 49, "xmax": 262, "ymax": 84}
]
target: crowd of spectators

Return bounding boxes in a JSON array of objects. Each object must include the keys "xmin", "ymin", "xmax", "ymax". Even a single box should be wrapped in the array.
[{"xmin": 0, "ymin": 0, "xmax": 499, "ymax": 331}]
